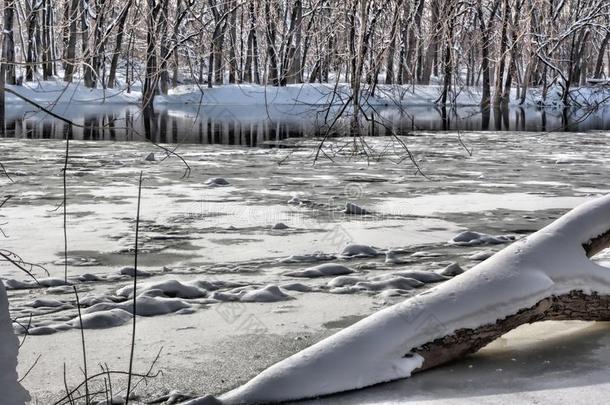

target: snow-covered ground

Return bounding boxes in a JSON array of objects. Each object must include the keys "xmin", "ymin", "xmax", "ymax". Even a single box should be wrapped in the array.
[
  {"xmin": 6, "ymin": 80, "xmax": 610, "ymax": 109},
  {"xmin": 2, "ymin": 129, "xmax": 610, "ymax": 403}
]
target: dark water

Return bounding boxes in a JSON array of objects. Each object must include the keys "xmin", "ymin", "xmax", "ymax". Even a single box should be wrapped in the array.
[{"xmin": 2, "ymin": 104, "xmax": 609, "ymax": 146}]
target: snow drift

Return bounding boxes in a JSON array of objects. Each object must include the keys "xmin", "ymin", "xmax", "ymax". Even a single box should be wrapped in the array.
[{"xmin": 207, "ymin": 194, "xmax": 610, "ymax": 404}]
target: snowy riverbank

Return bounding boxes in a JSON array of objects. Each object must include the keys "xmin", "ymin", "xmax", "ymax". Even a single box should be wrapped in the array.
[{"xmin": 6, "ymin": 80, "xmax": 610, "ymax": 109}]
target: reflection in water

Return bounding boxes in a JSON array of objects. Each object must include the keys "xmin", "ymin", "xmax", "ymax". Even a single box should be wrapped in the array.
[{"xmin": 2, "ymin": 104, "xmax": 610, "ymax": 145}]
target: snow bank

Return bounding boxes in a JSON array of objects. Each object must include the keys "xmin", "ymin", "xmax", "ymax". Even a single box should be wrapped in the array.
[
  {"xmin": 6, "ymin": 81, "xmax": 610, "ymax": 108},
  {"xmin": 6, "ymin": 80, "xmax": 139, "ymax": 105},
  {"xmin": 216, "ymin": 194, "xmax": 610, "ymax": 404},
  {"xmin": 0, "ymin": 281, "xmax": 31, "ymax": 404}
]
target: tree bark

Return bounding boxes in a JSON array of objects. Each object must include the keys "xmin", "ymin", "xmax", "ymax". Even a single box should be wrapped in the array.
[
  {"xmin": 265, "ymin": 0, "xmax": 280, "ymax": 86},
  {"xmin": 2, "ymin": 0, "xmax": 16, "ymax": 85},
  {"xmin": 64, "ymin": 0, "xmax": 80, "ymax": 82},
  {"xmin": 593, "ymin": 30, "xmax": 610, "ymax": 78},
  {"xmin": 82, "ymin": 0, "xmax": 96, "ymax": 88},
  {"xmin": 26, "ymin": 0, "xmax": 39, "ymax": 81},
  {"xmin": 492, "ymin": 0, "xmax": 510, "ymax": 106},
  {"xmin": 143, "ymin": 0, "xmax": 160, "ymax": 108},
  {"xmin": 108, "ymin": 0, "xmax": 133, "ymax": 89},
  {"xmin": 477, "ymin": 0, "xmax": 501, "ymax": 108},
  {"xmin": 414, "ymin": 291, "xmax": 610, "ymax": 373}
]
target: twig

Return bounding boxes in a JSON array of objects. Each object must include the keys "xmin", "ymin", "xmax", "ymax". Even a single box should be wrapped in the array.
[
  {"xmin": 125, "ymin": 171, "xmax": 144, "ymax": 405},
  {"xmin": 18, "ymin": 354, "xmax": 41, "ymax": 383},
  {"xmin": 0, "ymin": 250, "xmax": 47, "ymax": 282},
  {"xmin": 63, "ymin": 137, "xmax": 69, "ymax": 282},
  {"xmin": 73, "ymin": 286, "xmax": 90, "ymax": 405},
  {"xmin": 63, "ymin": 363, "xmax": 74, "ymax": 405},
  {"xmin": 0, "ymin": 161, "xmax": 14, "ymax": 183}
]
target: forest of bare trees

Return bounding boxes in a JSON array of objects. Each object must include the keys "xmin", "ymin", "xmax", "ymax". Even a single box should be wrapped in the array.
[{"xmin": 0, "ymin": 0, "xmax": 609, "ymax": 109}]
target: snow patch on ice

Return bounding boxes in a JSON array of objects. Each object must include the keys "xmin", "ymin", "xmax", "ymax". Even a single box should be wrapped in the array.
[
  {"xmin": 343, "ymin": 202, "xmax": 372, "ymax": 215},
  {"xmin": 285, "ymin": 263, "xmax": 355, "ymax": 278},
  {"xmin": 450, "ymin": 231, "xmax": 514, "ymax": 246},
  {"xmin": 118, "ymin": 266, "xmax": 153, "ymax": 278},
  {"xmin": 339, "ymin": 244, "xmax": 379, "ymax": 258}
]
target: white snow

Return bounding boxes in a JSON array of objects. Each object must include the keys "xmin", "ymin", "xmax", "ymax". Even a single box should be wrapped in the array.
[
  {"xmin": 70, "ymin": 308, "xmax": 133, "ymax": 329},
  {"xmin": 285, "ymin": 264, "xmax": 355, "ymax": 278},
  {"xmin": 437, "ymin": 262, "xmax": 465, "ymax": 277},
  {"xmin": 216, "ymin": 194, "xmax": 610, "ymax": 404},
  {"xmin": 391, "ymin": 270, "xmax": 448, "ymax": 283},
  {"xmin": 469, "ymin": 251, "xmax": 496, "ymax": 261},
  {"xmin": 26, "ymin": 298, "xmax": 66, "ymax": 308},
  {"xmin": 240, "ymin": 285, "xmax": 293, "ymax": 303},
  {"xmin": 205, "ymin": 177, "xmax": 230, "ymax": 187},
  {"xmin": 6, "ymin": 81, "xmax": 610, "ymax": 108},
  {"xmin": 450, "ymin": 230, "xmax": 514, "ymax": 246},
  {"xmin": 118, "ymin": 266, "xmax": 152, "ymax": 278},
  {"xmin": 339, "ymin": 244, "xmax": 380, "ymax": 258}
]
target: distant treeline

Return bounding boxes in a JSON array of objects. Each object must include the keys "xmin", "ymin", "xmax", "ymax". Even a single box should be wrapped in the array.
[{"xmin": 0, "ymin": 0, "xmax": 609, "ymax": 108}]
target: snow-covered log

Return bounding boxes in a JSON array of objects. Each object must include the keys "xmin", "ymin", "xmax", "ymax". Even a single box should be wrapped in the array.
[
  {"xmin": 0, "ymin": 281, "xmax": 30, "ymax": 405},
  {"xmin": 212, "ymin": 194, "xmax": 610, "ymax": 404}
]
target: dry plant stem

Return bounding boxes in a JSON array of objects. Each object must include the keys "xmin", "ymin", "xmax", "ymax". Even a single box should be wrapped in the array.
[
  {"xmin": 126, "ymin": 171, "xmax": 143, "ymax": 405},
  {"xmin": 73, "ymin": 286, "xmax": 90, "ymax": 405},
  {"xmin": 63, "ymin": 137, "xmax": 69, "ymax": 282},
  {"xmin": 0, "ymin": 250, "xmax": 45, "ymax": 283},
  {"xmin": 0, "ymin": 161, "xmax": 14, "ymax": 183},
  {"xmin": 63, "ymin": 363, "xmax": 74, "ymax": 405}
]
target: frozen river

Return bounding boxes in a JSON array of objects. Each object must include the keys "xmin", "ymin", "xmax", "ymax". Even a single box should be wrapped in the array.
[{"xmin": 2, "ymin": 123, "xmax": 610, "ymax": 403}]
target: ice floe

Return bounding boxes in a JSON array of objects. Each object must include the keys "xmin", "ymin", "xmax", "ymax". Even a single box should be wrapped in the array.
[
  {"xmin": 343, "ymin": 202, "xmax": 372, "ymax": 215},
  {"xmin": 205, "ymin": 177, "xmax": 230, "ymax": 187},
  {"xmin": 284, "ymin": 263, "xmax": 355, "ymax": 278},
  {"xmin": 338, "ymin": 244, "xmax": 379, "ymax": 258},
  {"xmin": 449, "ymin": 230, "xmax": 515, "ymax": 246},
  {"xmin": 437, "ymin": 262, "xmax": 465, "ymax": 277}
]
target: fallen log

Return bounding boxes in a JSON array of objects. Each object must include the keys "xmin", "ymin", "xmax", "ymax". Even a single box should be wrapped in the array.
[{"xmin": 201, "ymin": 194, "xmax": 610, "ymax": 405}]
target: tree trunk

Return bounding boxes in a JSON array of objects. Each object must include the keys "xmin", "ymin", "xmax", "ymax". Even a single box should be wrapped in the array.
[
  {"xmin": 26, "ymin": 0, "xmax": 39, "ymax": 82},
  {"xmin": 228, "ymin": 0, "xmax": 239, "ymax": 83},
  {"xmin": 415, "ymin": 291, "xmax": 610, "ymax": 373},
  {"xmin": 2, "ymin": 0, "xmax": 16, "ymax": 85},
  {"xmin": 594, "ymin": 30, "xmax": 610, "ymax": 78},
  {"xmin": 64, "ymin": 0, "xmax": 80, "ymax": 82},
  {"xmin": 492, "ymin": 0, "xmax": 510, "ymax": 106},
  {"xmin": 159, "ymin": 0, "xmax": 171, "ymax": 94},
  {"xmin": 420, "ymin": 0, "xmax": 440, "ymax": 85},
  {"xmin": 502, "ymin": 0, "xmax": 523, "ymax": 106},
  {"xmin": 384, "ymin": 0, "xmax": 403, "ymax": 85},
  {"xmin": 477, "ymin": 0, "xmax": 501, "ymax": 108},
  {"xmin": 265, "ymin": 0, "xmax": 279, "ymax": 86},
  {"xmin": 82, "ymin": 0, "xmax": 95, "ymax": 88},
  {"xmin": 108, "ymin": 0, "xmax": 133, "ymax": 88},
  {"xmin": 143, "ymin": 0, "xmax": 160, "ymax": 108}
]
